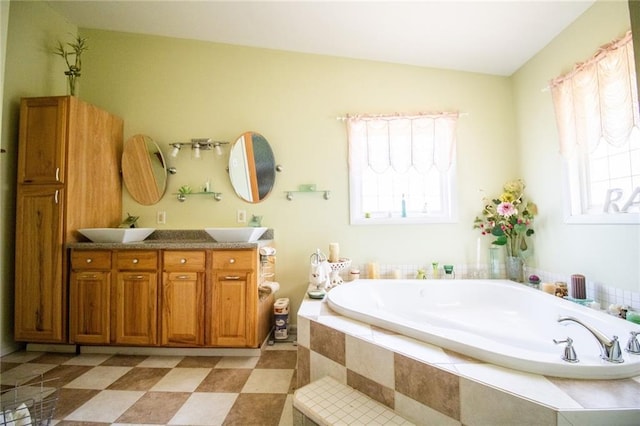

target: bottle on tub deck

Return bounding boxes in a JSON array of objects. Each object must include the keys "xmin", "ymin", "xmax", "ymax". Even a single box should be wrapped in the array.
[{"xmin": 431, "ymin": 262, "xmax": 439, "ymax": 279}]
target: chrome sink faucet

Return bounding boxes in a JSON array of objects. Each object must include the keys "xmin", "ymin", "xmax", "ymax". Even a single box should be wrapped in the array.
[{"xmin": 558, "ymin": 316, "xmax": 624, "ymax": 363}]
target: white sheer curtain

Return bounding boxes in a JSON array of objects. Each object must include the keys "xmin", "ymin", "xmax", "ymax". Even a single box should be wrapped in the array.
[
  {"xmin": 550, "ymin": 30, "xmax": 638, "ymax": 157},
  {"xmin": 347, "ymin": 113, "xmax": 458, "ymax": 174}
]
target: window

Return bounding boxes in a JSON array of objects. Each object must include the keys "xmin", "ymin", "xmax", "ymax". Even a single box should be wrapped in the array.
[
  {"xmin": 346, "ymin": 113, "xmax": 458, "ymax": 225},
  {"xmin": 551, "ymin": 30, "xmax": 640, "ymax": 224}
]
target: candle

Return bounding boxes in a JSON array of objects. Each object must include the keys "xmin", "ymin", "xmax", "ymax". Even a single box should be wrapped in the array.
[
  {"xmin": 570, "ymin": 274, "xmax": 586, "ymax": 299},
  {"xmin": 367, "ymin": 262, "xmax": 379, "ymax": 279},
  {"xmin": 329, "ymin": 243, "xmax": 340, "ymax": 262},
  {"xmin": 541, "ymin": 282, "xmax": 556, "ymax": 294},
  {"xmin": 392, "ymin": 269, "xmax": 401, "ymax": 279}
]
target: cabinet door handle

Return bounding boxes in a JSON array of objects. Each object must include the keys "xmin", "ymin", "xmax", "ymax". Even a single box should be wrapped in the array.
[
  {"xmin": 55, "ymin": 167, "xmax": 60, "ymax": 182},
  {"xmin": 176, "ymin": 275, "xmax": 189, "ymax": 279},
  {"xmin": 54, "ymin": 190, "xmax": 59, "ymax": 204},
  {"xmin": 126, "ymin": 275, "xmax": 144, "ymax": 280},
  {"xmin": 80, "ymin": 274, "xmax": 97, "ymax": 279},
  {"xmin": 224, "ymin": 275, "xmax": 240, "ymax": 280}
]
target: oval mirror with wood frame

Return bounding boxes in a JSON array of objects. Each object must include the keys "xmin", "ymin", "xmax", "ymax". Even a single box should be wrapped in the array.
[
  {"xmin": 122, "ymin": 134, "xmax": 167, "ymax": 205},
  {"xmin": 229, "ymin": 131, "xmax": 276, "ymax": 203}
]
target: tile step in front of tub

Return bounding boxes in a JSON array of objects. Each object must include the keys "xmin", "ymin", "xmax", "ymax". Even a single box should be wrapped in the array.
[{"xmin": 293, "ymin": 376, "xmax": 414, "ymax": 425}]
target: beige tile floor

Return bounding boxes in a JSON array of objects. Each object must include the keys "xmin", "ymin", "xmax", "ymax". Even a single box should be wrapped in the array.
[{"xmin": 0, "ymin": 343, "xmax": 297, "ymax": 425}]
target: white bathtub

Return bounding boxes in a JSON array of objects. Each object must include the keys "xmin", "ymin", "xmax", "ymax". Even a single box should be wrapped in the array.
[{"xmin": 327, "ymin": 279, "xmax": 640, "ymax": 379}]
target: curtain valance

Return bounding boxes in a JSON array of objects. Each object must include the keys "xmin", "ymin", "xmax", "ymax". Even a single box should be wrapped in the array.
[
  {"xmin": 346, "ymin": 112, "xmax": 458, "ymax": 173},
  {"xmin": 550, "ymin": 30, "xmax": 638, "ymax": 157}
]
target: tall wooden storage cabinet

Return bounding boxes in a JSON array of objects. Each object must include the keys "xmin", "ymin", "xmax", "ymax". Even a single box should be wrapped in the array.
[{"xmin": 15, "ymin": 96, "xmax": 123, "ymax": 343}]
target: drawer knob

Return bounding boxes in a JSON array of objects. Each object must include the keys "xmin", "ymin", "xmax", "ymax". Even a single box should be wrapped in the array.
[
  {"xmin": 86, "ymin": 258, "xmax": 93, "ymax": 263},
  {"xmin": 132, "ymin": 258, "xmax": 139, "ymax": 264},
  {"xmin": 229, "ymin": 258, "xmax": 236, "ymax": 264},
  {"xmin": 180, "ymin": 258, "xmax": 187, "ymax": 264}
]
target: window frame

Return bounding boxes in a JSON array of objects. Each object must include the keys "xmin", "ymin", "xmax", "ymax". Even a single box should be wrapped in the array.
[
  {"xmin": 346, "ymin": 114, "xmax": 459, "ymax": 225},
  {"xmin": 563, "ymin": 141, "xmax": 640, "ymax": 225}
]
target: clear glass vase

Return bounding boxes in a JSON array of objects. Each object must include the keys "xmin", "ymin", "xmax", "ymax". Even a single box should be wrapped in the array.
[
  {"xmin": 506, "ymin": 256, "xmax": 524, "ymax": 282},
  {"xmin": 65, "ymin": 72, "xmax": 79, "ymax": 96}
]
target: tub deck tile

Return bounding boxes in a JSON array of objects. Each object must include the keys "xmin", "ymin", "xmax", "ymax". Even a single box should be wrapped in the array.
[{"xmin": 547, "ymin": 376, "xmax": 640, "ymax": 409}]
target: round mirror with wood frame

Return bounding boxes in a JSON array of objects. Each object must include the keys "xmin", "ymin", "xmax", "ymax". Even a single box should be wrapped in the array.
[
  {"xmin": 122, "ymin": 134, "xmax": 167, "ymax": 205},
  {"xmin": 228, "ymin": 131, "xmax": 276, "ymax": 203}
]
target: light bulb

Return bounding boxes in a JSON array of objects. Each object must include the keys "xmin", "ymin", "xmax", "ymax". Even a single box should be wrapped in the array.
[
  {"xmin": 193, "ymin": 142, "xmax": 201, "ymax": 159},
  {"xmin": 170, "ymin": 144, "xmax": 181, "ymax": 158},
  {"xmin": 214, "ymin": 143, "xmax": 223, "ymax": 156}
]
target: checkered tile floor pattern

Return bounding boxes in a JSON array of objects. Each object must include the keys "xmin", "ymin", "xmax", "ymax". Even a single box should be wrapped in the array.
[{"xmin": 0, "ymin": 344, "xmax": 297, "ymax": 425}]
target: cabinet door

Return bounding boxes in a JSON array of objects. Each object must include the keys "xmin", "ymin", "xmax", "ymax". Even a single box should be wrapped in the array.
[
  {"xmin": 113, "ymin": 271, "xmax": 158, "ymax": 345},
  {"xmin": 161, "ymin": 272, "xmax": 205, "ymax": 346},
  {"xmin": 69, "ymin": 271, "xmax": 110, "ymax": 344},
  {"xmin": 211, "ymin": 271, "xmax": 250, "ymax": 347},
  {"xmin": 69, "ymin": 250, "xmax": 112, "ymax": 344},
  {"xmin": 18, "ymin": 97, "xmax": 67, "ymax": 185},
  {"xmin": 14, "ymin": 186, "xmax": 65, "ymax": 342}
]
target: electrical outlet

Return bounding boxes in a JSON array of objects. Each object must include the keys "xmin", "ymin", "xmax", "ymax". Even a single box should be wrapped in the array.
[
  {"xmin": 237, "ymin": 209, "xmax": 246, "ymax": 223},
  {"xmin": 157, "ymin": 211, "xmax": 166, "ymax": 224}
]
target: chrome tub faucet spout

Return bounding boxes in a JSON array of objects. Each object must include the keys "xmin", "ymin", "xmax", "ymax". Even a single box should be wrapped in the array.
[{"xmin": 558, "ymin": 316, "xmax": 624, "ymax": 363}]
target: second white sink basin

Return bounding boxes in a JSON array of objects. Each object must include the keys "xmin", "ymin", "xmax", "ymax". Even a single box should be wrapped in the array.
[
  {"xmin": 205, "ymin": 227, "xmax": 267, "ymax": 242},
  {"xmin": 78, "ymin": 228, "xmax": 156, "ymax": 243}
]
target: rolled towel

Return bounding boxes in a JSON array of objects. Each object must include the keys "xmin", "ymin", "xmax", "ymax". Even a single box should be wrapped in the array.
[
  {"xmin": 13, "ymin": 403, "xmax": 32, "ymax": 426},
  {"xmin": 258, "ymin": 281, "xmax": 280, "ymax": 300},
  {"xmin": 260, "ymin": 246, "xmax": 276, "ymax": 256},
  {"xmin": 259, "ymin": 281, "xmax": 280, "ymax": 294}
]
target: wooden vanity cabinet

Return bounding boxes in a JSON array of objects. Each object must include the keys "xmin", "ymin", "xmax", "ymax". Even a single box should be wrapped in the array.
[
  {"xmin": 69, "ymin": 250, "xmax": 112, "ymax": 344},
  {"xmin": 68, "ymin": 246, "xmax": 271, "ymax": 349},
  {"xmin": 209, "ymin": 250, "xmax": 258, "ymax": 347},
  {"xmin": 15, "ymin": 96, "xmax": 123, "ymax": 343},
  {"xmin": 161, "ymin": 251, "xmax": 206, "ymax": 346},
  {"xmin": 113, "ymin": 251, "xmax": 158, "ymax": 345}
]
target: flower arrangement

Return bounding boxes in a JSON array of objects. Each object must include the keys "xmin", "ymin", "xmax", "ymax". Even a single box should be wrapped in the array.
[
  {"xmin": 473, "ymin": 179, "xmax": 537, "ymax": 258},
  {"xmin": 53, "ymin": 35, "xmax": 88, "ymax": 96}
]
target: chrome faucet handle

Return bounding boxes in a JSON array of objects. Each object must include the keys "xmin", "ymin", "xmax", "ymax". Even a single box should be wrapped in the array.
[
  {"xmin": 553, "ymin": 337, "xmax": 579, "ymax": 363},
  {"xmin": 605, "ymin": 335, "xmax": 624, "ymax": 363},
  {"xmin": 626, "ymin": 331, "xmax": 640, "ymax": 354}
]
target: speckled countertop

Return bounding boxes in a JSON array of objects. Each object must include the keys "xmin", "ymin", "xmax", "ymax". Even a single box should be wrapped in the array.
[{"xmin": 66, "ymin": 229, "xmax": 274, "ymax": 250}]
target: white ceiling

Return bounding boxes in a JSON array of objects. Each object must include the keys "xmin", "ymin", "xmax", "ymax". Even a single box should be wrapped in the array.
[{"xmin": 46, "ymin": 0, "xmax": 597, "ymax": 76}]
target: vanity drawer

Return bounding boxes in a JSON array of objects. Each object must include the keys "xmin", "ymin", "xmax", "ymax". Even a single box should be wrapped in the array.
[
  {"xmin": 71, "ymin": 250, "xmax": 112, "ymax": 270},
  {"xmin": 163, "ymin": 251, "xmax": 206, "ymax": 271},
  {"xmin": 212, "ymin": 250, "xmax": 254, "ymax": 270},
  {"xmin": 115, "ymin": 250, "xmax": 158, "ymax": 270}
]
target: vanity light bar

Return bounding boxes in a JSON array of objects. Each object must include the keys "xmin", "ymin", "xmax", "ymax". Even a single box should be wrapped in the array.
[{"xmin": 169, "ymin": 139, "xmax": 229, "ymax": 157}]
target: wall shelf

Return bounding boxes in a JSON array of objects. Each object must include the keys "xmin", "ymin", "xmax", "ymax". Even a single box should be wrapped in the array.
[
  {"xmin": 175, "ymin": 191, "xmax": 222, "ymax": 202},
  {"xmin": 285, "ymin": 190, "xmax": 330, "ymax": 201}
]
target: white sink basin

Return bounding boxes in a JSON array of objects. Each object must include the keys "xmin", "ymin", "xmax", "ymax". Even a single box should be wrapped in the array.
[
  {"xmin": 78, "ymin": 228, "xmax": 156, "ymax": 243},
  {"xmin": 204, "ymin": 227, "xmax": 267, "ymax": 242}
]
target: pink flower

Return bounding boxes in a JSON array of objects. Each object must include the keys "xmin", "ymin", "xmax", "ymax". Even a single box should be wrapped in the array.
[{"xmin": 497, "ymin": 202, "xmax": 517, "ymax": 217}]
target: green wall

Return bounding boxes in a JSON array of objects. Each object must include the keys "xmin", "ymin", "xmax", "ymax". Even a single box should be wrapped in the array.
[
  {"xmin": 512, "ymin": 0, "xmax": 638, "ymax": 295},
  {"xmin": 1, "ymin": 0, "xmax": 637, "ymax": 353},
  {"xmin": 79, "ymin": 28, "xmax": 517, "ymax": 319}
]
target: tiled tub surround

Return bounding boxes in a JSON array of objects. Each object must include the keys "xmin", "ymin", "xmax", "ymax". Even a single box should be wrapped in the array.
[
  {"xmin": 297, "ymin": 293, "xmax": 640, "ymax": 426},
  {"xmin": 326, "ymin": 279, "xmax": 640, "ymax": 380}
]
